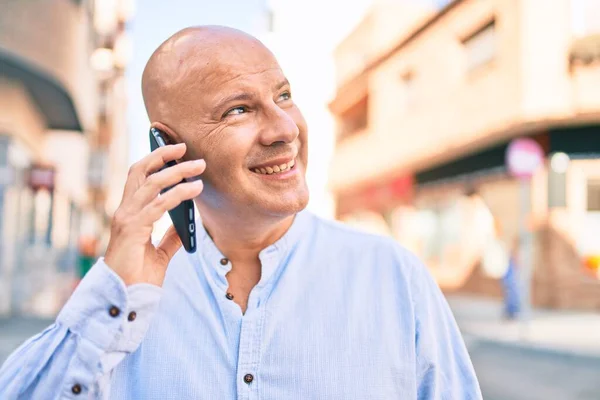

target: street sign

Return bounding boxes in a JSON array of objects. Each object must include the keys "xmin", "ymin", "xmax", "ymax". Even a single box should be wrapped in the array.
[
  {"xmin": 28, "ymin": 165, "xmax": 56, "ymax": 191},
  {"xmin": 506, "ymin": 138, "xmax": 544, "ymax": 179},
  {"xmin": 505, "ymin": 137, "xmax": 544, "ymax": 337}
]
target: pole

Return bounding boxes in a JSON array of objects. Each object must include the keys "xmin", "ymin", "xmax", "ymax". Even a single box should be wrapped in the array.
[{"xmin": 519, "ymin": 178, "xmax": 533, "ymax": 340}]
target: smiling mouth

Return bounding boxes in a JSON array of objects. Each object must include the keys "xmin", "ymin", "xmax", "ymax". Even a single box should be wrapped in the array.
[{"xmin": 251, "ymin": 159, "xmax": 296, "ymax": 175}]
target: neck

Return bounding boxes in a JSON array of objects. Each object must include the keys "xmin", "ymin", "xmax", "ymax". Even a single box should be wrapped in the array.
[{"xmin": 197, "ymin": 205, "xmax": 296, "ymax": 264}]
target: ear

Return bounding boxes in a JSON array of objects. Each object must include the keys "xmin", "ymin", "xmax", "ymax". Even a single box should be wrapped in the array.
[{"xmin": 150, "ymin": 122, "xmax": 181, "ymax": 145}]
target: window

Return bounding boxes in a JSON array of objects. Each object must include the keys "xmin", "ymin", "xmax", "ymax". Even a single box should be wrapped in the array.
[
  {"xmin": 587, "ymin": 179, "xmax": 600, "ymax": 211},
  {"xmin": 338, "ymin": 95, "xmax": 368, "ymax": 141},
  {"xmin": 572, "ymin": 0, "xmax": 600, "ymax": 37},
  {"xmin": 463, "ymin": 20, "xmax": 496, "ymax": 72},
  {"xmin": 401, "ymin": 72, "xmax": 417, "ymax": 111}
]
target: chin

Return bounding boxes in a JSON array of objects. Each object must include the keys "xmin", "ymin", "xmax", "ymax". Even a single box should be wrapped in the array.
[{"xmin": 259, "ymin": 187, "xmax": 310, "ymax": 218}]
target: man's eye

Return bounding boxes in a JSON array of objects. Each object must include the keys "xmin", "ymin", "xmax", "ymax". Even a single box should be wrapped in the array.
[
  {"xmin": 224, "ymin": 106, "xmax": 247, "ymax": 117},
  {"xmin": 278, "ymin": 91, "xmax": 291, "ymax": 101}
]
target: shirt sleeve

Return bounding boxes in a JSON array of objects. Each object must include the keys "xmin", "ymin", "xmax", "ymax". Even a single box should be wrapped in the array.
[
  {"xmin": 409, "ymin": 254, "xmax": 483, "ymax": 400},
  {"xmin": 0, "ymin": 258, "xmax": 163, "ymax": 399}
]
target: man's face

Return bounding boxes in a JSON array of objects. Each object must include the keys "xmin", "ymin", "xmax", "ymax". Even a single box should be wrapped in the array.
[{"xmin": 171, "ymin": 39, "xmax": 309, "ymax": 218}]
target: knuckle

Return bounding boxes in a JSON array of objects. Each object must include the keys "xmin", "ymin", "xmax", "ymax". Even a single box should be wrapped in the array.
[
  {"xmin": 112, "ymin": 209, "xmax": 128, "ymax": 230},
  {"xmin": 189, "ymin": 180, "xmax": 203, "ymax": 192},
  {"xmin": 154, "ymin": 194, "xmax": 168, "ymax": 208},
  {"xmin": 145, "ymin": 173, "xmax": 159, "ymax": 189},
  {"xmin": 178, "ymin": 182, "xmax": 194, "ymax": 196},
  {"xmin": 186, "ymin": 161, "xmax": 200, "ymax": 175},
  {"xmin": 127, "ymin": 162, "xmax": 141, "ymax": 177},
  {"xmin": 176, "ymin": 165, "xmax": 189, "ymax": 179},
  {"xmin": 169, "ymin": 184, "xmax": 189, "ymax": 202}
]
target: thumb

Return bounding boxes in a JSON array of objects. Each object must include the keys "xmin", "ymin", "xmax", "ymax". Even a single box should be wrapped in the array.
[{"xmin": 157, "ymin": 224, "xmax": 182, "ymax": 261}]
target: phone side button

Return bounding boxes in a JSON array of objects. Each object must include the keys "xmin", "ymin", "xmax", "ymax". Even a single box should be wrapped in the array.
[
  {"xmin": 189, "ymin": 223, "xmax": 195, "ymax": 233},
  {"xmin": 189, "ymin": 209, "xmax": 193, "ymax": 221},
  {"xmin": 190, "ymin": 236, "xmax": 195, "ymax": 248}
]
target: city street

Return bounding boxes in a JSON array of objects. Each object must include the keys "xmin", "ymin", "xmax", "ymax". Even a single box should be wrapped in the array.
[
  {"xmin": 466, "ymin": 336, "xmax": 600, "ymax": 400},
  {"xmin": 2, "ymin": 316, "xmax": 600, "ymax": 399}
]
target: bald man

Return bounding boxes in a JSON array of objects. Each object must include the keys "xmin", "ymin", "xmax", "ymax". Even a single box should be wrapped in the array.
[{"xmin": 0, "ymin": 27, "xmax": 481, "ymax": 399}]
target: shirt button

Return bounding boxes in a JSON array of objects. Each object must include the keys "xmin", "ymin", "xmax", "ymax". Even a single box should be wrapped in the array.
[
  {"xmin": 244, "ymin": 374, "xmax": 254, "ymax": 384},
  {"xmin": 225, "ymin": 293, "xmax": 234, "ymax": 300},
  {"xmin": 128, "ymin": 311, "xmax": 137, "ymax": 322},
  {"xmin": 71, "ymin": 384, "xmax": 82, "ymax": 394},
  {"xmin": 220, "ymin": 258, "xmax": 229, "ymax": 265},
  {"xmin": 108, "ymin": 306, "xmax": 120, "ymax": 318}
]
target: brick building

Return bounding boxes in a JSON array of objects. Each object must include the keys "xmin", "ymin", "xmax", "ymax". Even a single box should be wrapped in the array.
[{"xmin": 329, "ymin": 0, "xmax": 600, "ymax": 309}]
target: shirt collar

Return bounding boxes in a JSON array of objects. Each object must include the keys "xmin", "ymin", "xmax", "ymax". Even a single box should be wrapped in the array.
[{"xmin": 190, "ymin": 209, "xmax": 312, "ymax": 289}]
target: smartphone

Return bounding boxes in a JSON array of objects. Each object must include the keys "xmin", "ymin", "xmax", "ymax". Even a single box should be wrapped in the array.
[{"xmin": 149, "ymin": 127, "xmax": 197, "ymax": 253}]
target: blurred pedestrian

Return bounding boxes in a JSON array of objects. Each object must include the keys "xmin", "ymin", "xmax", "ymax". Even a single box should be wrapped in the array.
[{"xmin": 502, "ymin": 237, "xmax": 522, "ymax": 320}]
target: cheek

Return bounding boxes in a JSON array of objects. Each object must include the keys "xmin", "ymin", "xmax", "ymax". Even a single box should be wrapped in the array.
[{"xmin": 205, "ymin": 135, "xmax": 253, "ymax": 182}]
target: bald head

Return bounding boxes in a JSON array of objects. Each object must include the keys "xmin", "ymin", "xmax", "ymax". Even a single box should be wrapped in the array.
[{"xmin": 141, "ymin": 26, "xmax": 275, "ymax": 124}]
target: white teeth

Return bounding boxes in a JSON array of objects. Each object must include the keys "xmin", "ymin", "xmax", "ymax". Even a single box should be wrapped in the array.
[{"xmin": 252, "ymin": 158, "xmax": 296, "ymax": 175}]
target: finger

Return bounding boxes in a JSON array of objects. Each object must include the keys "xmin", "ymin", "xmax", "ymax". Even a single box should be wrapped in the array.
[
  {"xmin": 122, "ymin": 143, "xmax": 187, "ymax": 200},
  {"xmin": 131, "ymin": 159, "xmax": 206, "ymax": 209},
  {"xmin": 140, "ymin": 180, "xmax": 204, "ymax": 225},
  {"xmin": 143, "ymin": 142, "xmax": 188, "ymax": 175},
  {"xmin": 157, "ymin": 224, "xmax": 182, "ymax": 261}
]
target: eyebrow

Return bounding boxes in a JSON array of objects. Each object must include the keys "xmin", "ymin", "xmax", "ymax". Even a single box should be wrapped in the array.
[
  {"xmin": 274, "ymin": 78, "xmax": 290, "ymax": 91},
  {"xmin": 214, "ymin": 93, "xmax": 255, "ymax": 111},
  {"xmin": 213, "ymin": 79, "xmax": 291, "ymax": 113}
]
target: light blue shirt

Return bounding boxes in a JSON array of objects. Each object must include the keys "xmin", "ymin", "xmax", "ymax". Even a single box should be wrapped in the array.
[{"xmin": 0, "ymin": 210, "xmax": 481, "ymax": 399}]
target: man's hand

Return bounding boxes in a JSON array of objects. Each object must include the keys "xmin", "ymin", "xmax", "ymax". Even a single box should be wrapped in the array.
[{"xmin": 104, "ymin": 143, "xmax": 205, "ymax": 286}]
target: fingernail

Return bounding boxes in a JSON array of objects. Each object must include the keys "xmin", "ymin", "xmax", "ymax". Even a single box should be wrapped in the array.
[
  {"xmin": 193, "ymin": 179, "xmax": 203, "ymax": 186},
  {"xmin": 194, "ymin": 159, "xmax": 205, "ymax": 164}
]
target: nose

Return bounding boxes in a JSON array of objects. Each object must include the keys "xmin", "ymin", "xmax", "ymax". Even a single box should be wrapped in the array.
[{"xmin": 258, "ymin": 104, "xmax": 300, "ymax": 147}]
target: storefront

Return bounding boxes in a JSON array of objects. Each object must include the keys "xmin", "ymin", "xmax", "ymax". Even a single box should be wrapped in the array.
[{"xmin": 337, "ymin": 124, "xmax": 600, "ymax": 309}]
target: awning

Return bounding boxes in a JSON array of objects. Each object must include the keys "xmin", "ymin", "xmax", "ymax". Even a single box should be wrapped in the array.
[
  {"xmin": 0, "ymin": 48, "xmax": 82, "ymax": 131},
  {"xmin": 570, "ymin": 33, "xmax": 600, "ymax": 65}
]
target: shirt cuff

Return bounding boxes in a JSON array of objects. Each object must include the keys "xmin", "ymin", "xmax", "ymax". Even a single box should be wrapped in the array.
[
  {"xmin": 107, "ymin": 282, "xmax": 163, "ymax": 353},
  {"xmin": 56, "ymin": 258, "xmax": 163, "ymax": 352}
]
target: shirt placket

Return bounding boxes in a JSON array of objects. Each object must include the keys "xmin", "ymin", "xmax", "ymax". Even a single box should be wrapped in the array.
[
  {"xmin": 236, "ymin": 252, "xmax": 278, "ymax": 400},
  {"xmin": 236, "ymin": 311, "xmax": 258, "ymax": 400}
]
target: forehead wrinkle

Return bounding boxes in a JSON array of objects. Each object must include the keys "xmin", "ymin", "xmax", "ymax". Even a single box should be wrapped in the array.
[
  {"xmin": 202, "ymin": 67, "xmax": 285, "ymax": 107},
  {"xmin": 209, "ymin": 66, "xmax": 282, "ymax": 87}
]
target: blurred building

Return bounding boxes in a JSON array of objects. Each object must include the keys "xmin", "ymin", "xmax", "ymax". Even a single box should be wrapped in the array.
[
  {"xmin": 0, "ymin": 0, "xmax": 133, "ymax": 316},
  {"xmin": 330, "ymin": 0, "xmax": 600, "ymax": 309}
]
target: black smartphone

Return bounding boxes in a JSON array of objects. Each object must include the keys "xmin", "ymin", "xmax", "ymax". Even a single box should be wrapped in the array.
[{"xmin": 149, "ymin": 127, "xmax": 197, "ymax": 253}]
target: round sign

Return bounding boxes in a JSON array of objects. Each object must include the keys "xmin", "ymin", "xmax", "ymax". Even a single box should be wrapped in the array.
[{"xmin": 506, "ymin": 138, "xmax": 544, "ymax": 179}]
